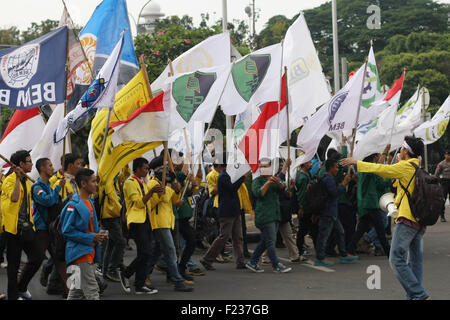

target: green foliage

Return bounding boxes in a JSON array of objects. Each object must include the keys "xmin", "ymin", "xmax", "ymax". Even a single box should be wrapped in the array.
[
  {"xmin": 21, "ymin": 19, "xmax": 59, "ymax": 43},
  {"xmin": 0, "ymin": 27, "xmax": 21, "ymax": 47}
]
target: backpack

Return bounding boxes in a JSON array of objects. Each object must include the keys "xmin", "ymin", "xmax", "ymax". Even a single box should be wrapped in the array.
[
  {"xmin": 399, "ymin": 162, "xmax": 445, "ymax": 227},
  {"xmin": 48, "ymin": 214, "xmax": 66, "ymax": 262},
  {"xmin": 305, "ymin": 175, "xmax": 327, "ymax": 215}
]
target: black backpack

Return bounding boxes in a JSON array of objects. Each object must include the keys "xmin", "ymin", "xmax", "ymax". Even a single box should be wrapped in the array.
[
  {"xmin": 48, "ymin": 214, "xmax": 66, "ymax": 262},
  {"xmin": 400, "ymin": 162, "xmax": 445, "ymax": 227},
  {"xmin": 305, "ymin": 175, "xmax": 327, "ymax": 215}
]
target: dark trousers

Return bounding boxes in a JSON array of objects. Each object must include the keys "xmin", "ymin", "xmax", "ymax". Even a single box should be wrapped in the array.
[
  {"xmin": 123, "ymin": 221, "xmax": 152, "ymax": 288},
  {"xmin": 177, "ymin": 218, "xmax": 196, "ymax": 273},
  {"xmin": 338, "ymin": 203, "xmax": 357, "ymax": 252},
  {"xmin": 5, "ymin": 231, "xmax": 45, "ymax": 300},
  {"xmin": 101, "ymin": 217, "xmax": 126, "ymax": 274},
  {"xmin": 316, "ymin": 216, "xmax": 347, "ymax": 261},
  {"xmin": 349, "ymin": 210, "xmax": 390, "ymax": 256},
  {"xmin": 441, "ymin": 179, "xmax": 450, "ymax": 218},
  {"xmin": 296, "ymin": 210, "xmax": 318, "ymax": 255},
  {"xmin": 240, "ymin": 210, "xmax": 249, "ymax": 254},
  {"xmin": 36, "ymin": 230, "xmax": 68, "ymax": 293},
  {"xmin": 0, "ymin": 232, "xmax": 6, "ymax": 262}
]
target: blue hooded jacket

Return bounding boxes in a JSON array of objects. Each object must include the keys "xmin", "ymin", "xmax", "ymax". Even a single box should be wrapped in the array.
[
  {"xmin": 32, "ymin": 178, "xmax": 61, "ymax": 231},
  {"xmin": 61, "ymin": 194, "xmax": 101, "ymax": 265}
]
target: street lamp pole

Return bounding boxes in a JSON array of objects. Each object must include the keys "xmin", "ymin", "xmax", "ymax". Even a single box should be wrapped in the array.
[
  {"xmin": 137, "ymin": 0, "xmax": 152, "ymax": 34},
  {"xmin": 332, "ymin": 0, "xmax": 340, "ymax": 93}
]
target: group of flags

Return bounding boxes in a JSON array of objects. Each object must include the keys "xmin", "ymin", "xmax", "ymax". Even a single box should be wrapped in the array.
[{"xmin": 0, "ymin": 0, "xmax": 449, "ymax": 191}]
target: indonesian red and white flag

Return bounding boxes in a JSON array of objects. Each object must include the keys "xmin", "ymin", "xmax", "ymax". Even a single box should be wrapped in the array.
[
  {"xmin": 109, "ymin": 90, "xmax": 170, "ymax": 146},
  {"xmin": 0, "ymin": 108, "xmax": 46, "ymax": 171},
  {"xmin": 227, "ymin": 74, "xmax": 287, "ymax": 183}
]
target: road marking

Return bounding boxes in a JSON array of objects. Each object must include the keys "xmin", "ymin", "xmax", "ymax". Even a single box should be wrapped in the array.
[{"xmin": 247, "ymin": 250, "xmax": 335, "ymax": 273}]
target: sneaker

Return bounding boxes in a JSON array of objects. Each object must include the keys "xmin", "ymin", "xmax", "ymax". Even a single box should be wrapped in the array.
[
  {"xmin": 187, "ymin": 268, "xmax": 205, "ymax": 276},
  {"xmin": 174, "ymin": 283, "xmax": 194, "ymax": 292},
  {"xmin": 300, "ymin": 255, "xmax": 309, "ymax": 262},
  {"xmin": 95, "ymin": 265, "xmax": 103, "ymax": 277},
  {"xmin": 104, "ymin": 271, "xmax": 121, "ymax": 282},
  {"xmin": 18, "ymin": 290, "xmax": 32, "ymax": 300},
  {"xmin": 180, "ymin": 272, "xmax": 194, "ymax": 282},
  {"xmin": 0, "ymin": 293, "xmax": 6, "ymax": 300},
  {"xmin": 340, "ymin": 254, "xmax": 359, "ymax": 264},
  {"xmin": 441, "ymin": 216, "xmax": 447, "ymax": 222},
  {"xmin": 273, "ymin": 263, "xmax": 292, "ymax": 273},
  {"xmin": 200, "ymin": 259, "xmax": 216, "ymax": 271},
  {"xmin": 245, "ymin": 261, "xmax": 264, "ymax": 273},
  {"xmin": 215, "ymin": 254, "xmax": 225, "ymax": 263},
  {"xmin": 290, "ymin": 258, "xmax": 301, "ymax": 263},
  {"xmin": 0, "ymin": 262, "xmax": 7, "ymax": 269},
  {"xmin": 135, "ymin": 285, "xmax": 158, "ymax": 295},
  {"xmin": 314, "ymin": 259, "xmax": 334, "ymax": 267},
  {"xmin": 167, "ymin": 276, "xmax": 194, "ymax": 286},
  {"xmin": 118, "ymin": 270, "xmax": 131, "ymax": 293}
]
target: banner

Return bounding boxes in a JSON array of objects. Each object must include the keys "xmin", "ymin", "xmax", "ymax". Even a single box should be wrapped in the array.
[{"xmin": 0, "ymin": 26, "xmax": 67, "ymax": 109}]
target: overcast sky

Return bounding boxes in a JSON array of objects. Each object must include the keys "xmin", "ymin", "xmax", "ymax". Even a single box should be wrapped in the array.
[{"xmin": 2, "ymin": 0, "xmax": 447, "ymax": 38}]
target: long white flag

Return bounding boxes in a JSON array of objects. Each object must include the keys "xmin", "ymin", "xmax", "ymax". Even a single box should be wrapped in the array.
[
  {"xmin": 414, "ymin": 95, "xmax": 450, "ymax": 145},
  {"xmin": 283, "ymin": 12, "xmax": 331, "ymax": 131},
  {"xmin": 292, "ymin": 62, "xmax": 366, "ymax": 173}
]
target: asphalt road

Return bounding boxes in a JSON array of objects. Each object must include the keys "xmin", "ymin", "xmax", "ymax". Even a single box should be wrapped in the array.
[{"xmin": 1, "ymin": 207, "xmax": 450, "ymax": 301}]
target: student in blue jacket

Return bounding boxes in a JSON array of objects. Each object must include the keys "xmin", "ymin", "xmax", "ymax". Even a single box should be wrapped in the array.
[
  {"xmin": 32, "ymin": 158, "xmax": 68, "ymax": 295},
  {"xmin": 61, "ymin": 168, "xmax": 107, "ymax": 300}
]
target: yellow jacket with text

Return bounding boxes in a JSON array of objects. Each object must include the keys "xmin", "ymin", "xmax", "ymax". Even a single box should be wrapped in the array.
[
  {"xmin": 357, "ymin": 158, "xmax": 419, "ymax": 223},
  {"xmin": 1, "ymin": 173, "xmax": 33, "ymax": 235},
  {"xmin": 147, "ymin": 178, "xmax": 179, "ymax": 230},
  {"xmin": 123, "ymin": 176, "xmax": 151, "ymax": 228},
  {"xmin": 206, "ymin": 168, "xmax": 219, "ymax": 208}
]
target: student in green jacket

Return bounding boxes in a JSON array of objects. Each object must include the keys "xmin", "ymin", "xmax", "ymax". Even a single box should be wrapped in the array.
[
  {"xmin": 347, "ymin": 153, "xmax": 391, "ymax": 257},
  {"xmin": 245, "ymin": 158, "xmax": 292, "ymax": 274}
]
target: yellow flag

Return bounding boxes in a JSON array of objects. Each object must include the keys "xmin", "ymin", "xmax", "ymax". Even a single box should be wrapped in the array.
[{"xmin": 90, "ymin": 69, "xmax": 162, "ymax": 191}]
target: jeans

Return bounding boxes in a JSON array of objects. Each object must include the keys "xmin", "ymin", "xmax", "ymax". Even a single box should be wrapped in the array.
[
  {"xmin": 316, "ymin": 216, "xmax": 347, "ymax": 261},
  {"xmin": 67, "ymin": 262, "xmax": 99, "ymax": 300},
  {"xmin": 152, "ymin": 228, "xmax": 184, "ymax": 285},
  {"xmin": 179, "ymin": 233, "xmax": 199, "ymax": 270},
  {"xmin": 123, "ymin": 221, "xmax": 153, "ymax": 288},
  {"xmin": 349, "ymin": 210, "xmax": 390, "ymax": 256},
  {"xmin": 364, "ymin": 210, "xmax": 388, "ymax": 249},
  {"xmin": 240, "ymin": 210, "xmax": 249, "ymax": 254},
  {"xmin": 389, "ymin": 222, "xmax": 428, "ymax": 300},
  {"xmin": 338, "ymin": 203, "xmax": 357, "ymax": 251},
  {"xmin": 177, "ymin": 218, "xmax": 196, "ymax": 273},
  {"xmin": 251, "ymin": 222, "xmax": 279, "ymax": 268},
  {"xmin": 101, "ymin": 218, "xmax": 126, "ymax": 274}
]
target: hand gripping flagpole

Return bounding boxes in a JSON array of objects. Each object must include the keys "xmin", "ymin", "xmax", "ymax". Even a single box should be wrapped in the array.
[{"xmin": 0, "ymin": 154, "xmax": 35, "ymax": 183}]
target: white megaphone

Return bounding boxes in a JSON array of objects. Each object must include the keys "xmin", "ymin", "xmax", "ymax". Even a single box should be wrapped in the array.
[{"xmin": 379, "ymin": 192, "xmax": 398, "ymax": 219}]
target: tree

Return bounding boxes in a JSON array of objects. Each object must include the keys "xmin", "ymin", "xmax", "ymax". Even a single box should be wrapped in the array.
[
  {"xmin": 21, "ymin": 19, "xmax": 59, "ymax": 43},
  {"xmin": 0, "ymin": 27, "xmax": 21, "ymax": 47}
]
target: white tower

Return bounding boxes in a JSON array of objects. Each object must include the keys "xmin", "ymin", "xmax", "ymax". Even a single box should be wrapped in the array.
[{"xmin": 138, "ymin": 2, "xmax": 165, "ymax": 34}]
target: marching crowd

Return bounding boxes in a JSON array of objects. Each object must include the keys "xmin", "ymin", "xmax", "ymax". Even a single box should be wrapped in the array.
[{"xmin": 0, "ymin": 134, "xmax": 445, "ymax": 300}]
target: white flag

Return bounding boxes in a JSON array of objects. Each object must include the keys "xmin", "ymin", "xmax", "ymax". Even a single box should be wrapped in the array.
[
  {"xmin": 292, "ymin": 62, "xmax": 366, "ymax": 171},
  {"xmin": 30, "ymin": 104, "xmax": 69, "ymax": 180},
  {"xmin": 414, "ymin": 95, "xmax": 450, "ymax": 145},
  {"xmin": 151, "ymin": 32, "xmax": 231, "ymax": 93},
  {"xmin": 283, "ymin": 12, "xmax": 331, "ymax": 131},
  {"xmin": 220, "ymin": 43, "xmax": 282, "ymax": 116}
]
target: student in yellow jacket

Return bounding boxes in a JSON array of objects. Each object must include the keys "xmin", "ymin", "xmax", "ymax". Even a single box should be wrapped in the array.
[
  {"xmin": 341, "ymin": 136, "xmax": 430, "ymax": 300},
  {"xmin": 51, "ymin": 153, "xmax": 83, "ymax": 202},
  {"xmin": 206, "ymin": 163, "xmax": 220, "ymax": 215},
  {"xmin": 120, "ymin": 158, "xmax": 164, "ymax": 295},
  {"xmin": 99, "ymin": 165, "xmax": 130, "ymax": 282},
  {"xmin": 146, "ymin": 157, "xmax": 193, "ymax": 292},
  {"xmin": 1, "ymin": 150, "xmax": 44, "ymax": 300}
]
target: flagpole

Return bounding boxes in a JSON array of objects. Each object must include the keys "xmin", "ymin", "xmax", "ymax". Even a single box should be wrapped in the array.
[
  {"xmin": 62, "ymin": 24, "xmax": 70, "ymax": 200},
  {"xmin": 61, "ymin": 0, "xmax": 94, "ymax": 81},
  {"xmin": 386, "ymin": 67, "xmax": 408, "ymax": 150},
  {"xmin": 284, "ymin": 66, "xmax": 291, "ymax": 191},
  {"xmin": 273, "ymin": 40, "xmax": 284, "ymax": 176},
  {"xmin": 0, "ymin": 154, "xmax": 35, "ymax": 183},
  {"xmin": 348, "ymin": 59, "xmax": 369, "ymax": 176}
]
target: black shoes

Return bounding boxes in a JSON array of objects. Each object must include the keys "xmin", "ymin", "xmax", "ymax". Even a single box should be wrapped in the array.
[{"xmin": 200, "ymin": 259, "xmax": 216, "ymax": 271}]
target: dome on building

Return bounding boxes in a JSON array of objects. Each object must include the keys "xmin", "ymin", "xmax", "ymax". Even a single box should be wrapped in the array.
[{"xmin": 141, "ymin": 2, "xmax": 164, "ymax": 18}]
